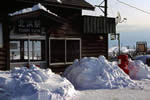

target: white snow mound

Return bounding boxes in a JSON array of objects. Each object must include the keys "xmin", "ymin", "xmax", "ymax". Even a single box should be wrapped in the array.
[
  {"xmin": 64, "ymin": 56, "xmax": 138, "ymax": 90},
  {"xmin": 109, "ymin": 46, "xmax": 135, "ymax": 57},
  {"xmin": 0, "ymin": 65, "xmax": 75, "ymax": 100},
  {"xmin": 128, "ymin": 60, "xmax": 150, "ymax": 80}
]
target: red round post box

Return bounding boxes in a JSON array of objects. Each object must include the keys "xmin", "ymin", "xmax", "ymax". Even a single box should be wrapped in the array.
[{"xmin": 118, "ymin": 54, "xmax": 129, "ymax": 75}]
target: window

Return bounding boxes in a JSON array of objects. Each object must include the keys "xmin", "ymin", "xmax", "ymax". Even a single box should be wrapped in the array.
[
  {"xmin": 0, "ymin": 23, "xmax": 3, "ymax": 48},
  {"xmin": 50, "ymin": 38, "xmax": 81, "ymax": 65},
  {"xmin": 24, "ymin": 41, "xmax": 42, "ymax": 60},
  {"xmin": 10, "ymin": 41, "xmax": 21, "ymax": 60},
  {"xmin": 51, "ymin": 39, "xmax": 65, "ymax": 63},
  {"xmin": 66, "ymin": 40, "xmax": 80, "ymax": 62},
  {"xmin": 10, "ymin": 40, "xmax": 45, "ymax": 62}
]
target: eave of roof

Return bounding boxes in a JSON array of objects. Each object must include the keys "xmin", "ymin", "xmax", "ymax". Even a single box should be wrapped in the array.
[
  {"xmin": 16, "ymin": 0, "xmax": 95, "ymax": 10},
  {"xmin": 10, "ymin": 9, "xmax": 65, "ymax": 24}
]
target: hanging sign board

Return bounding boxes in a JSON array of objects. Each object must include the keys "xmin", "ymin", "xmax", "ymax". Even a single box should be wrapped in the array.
[
  {"xmin": 136, "ymin": 42, "xmax": 147, "ymax": 52},
  {"xmin": 110, "ymin": 34, "xmax": 116, "ymax": 40},
  {"xmin": 16, "ymin": 19, "xmax": 41, "ymax": 34}
]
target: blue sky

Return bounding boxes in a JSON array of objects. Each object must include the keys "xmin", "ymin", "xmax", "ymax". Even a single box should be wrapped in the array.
[{"xmin": 84, "ymin": 0, "xmax": 150, "ymax": 48}]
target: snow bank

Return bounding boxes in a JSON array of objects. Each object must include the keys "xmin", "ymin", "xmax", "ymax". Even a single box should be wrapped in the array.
[
  {"xmin": 0, "ymin": 65, "xmax": 75, "ymax": 100},
  {"xmin": 135, "ymin": 55, "xmax": 150, "ymax": 64},
  {"xmin": 64, "ymin": 56, "xmax": 137, "ymax": 90},
  {"xmin": 128, "ymin": 60, "xmax": 150, "ymax": 80},
  {"xmin": 109, "ymin": 46, "xmax": 135, "ymax": 57},
  {"xmin": 9, "ymin": 3, "xmax": 57, "ymax": 16}
]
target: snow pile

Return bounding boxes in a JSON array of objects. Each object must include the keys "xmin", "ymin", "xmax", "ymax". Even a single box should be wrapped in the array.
[
  {"xmin": 64, "ymin": 56, "xmax": 137, "ymax": 90},
  {"xmin": 9, "ymin": 3, "xmax": 57, "ymax": 16},
  {"xmin": 0, "ymin": 65, "xmax": 75, "ymax": 100},
  {"xmin": 109, "ymin": 46, "xmax": 135, "ymax": 57},
  {"xmin": 135, "ymin": 55, "xmax": 150, "ymax": 64},
  {"xmin": 128, "ymin": 60, "xmax": 150, "ymax": 80}
]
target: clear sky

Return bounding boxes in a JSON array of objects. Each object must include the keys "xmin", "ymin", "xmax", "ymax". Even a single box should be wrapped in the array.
[{"xmin": 84, "ymin": 0, "xmax": 150, "ymax": 48}]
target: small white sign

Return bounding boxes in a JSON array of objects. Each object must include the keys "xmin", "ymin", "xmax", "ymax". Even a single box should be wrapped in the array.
[{"xmin": 110, "ymin": 34, "xmax": 116, "ymax": 40}]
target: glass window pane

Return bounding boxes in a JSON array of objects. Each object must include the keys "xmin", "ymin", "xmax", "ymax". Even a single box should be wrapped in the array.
[
  {"xmin": 33, "ymin": 41, "xmax": 41, "ymax": 60},
  {"xmin": 24, "ymin": 41, "xmax": 33, "ymax": 60},
  {"xmin": 66, "ymin": 40, "xmax": 80, "ymax": 62},
  {"xmin": 50, "ymin": 40, "xmax": 65, "ymax": 63},
  {"xmin": 24, "ymin": 41, "xmax": 42, "ymax": 60},
  {"xmin": 10, "ymin": 41, "xmax": 20, "ymax": 60},
  {"xmin": 0, "ymin": 23, "xmax": 3, "ymax": 48}
]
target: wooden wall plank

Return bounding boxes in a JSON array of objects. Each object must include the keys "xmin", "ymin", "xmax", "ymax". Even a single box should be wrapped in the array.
[
  {"xmin": 83, "ymin": 16, "xmax": 116, "ymax": 34},
  {"xmin": 0, "ymin": 48, "xmax": 6, "ymax": 69},
  {"xmin": 82, "ymin": 35, "xmax": 108, "ymax": 58}
]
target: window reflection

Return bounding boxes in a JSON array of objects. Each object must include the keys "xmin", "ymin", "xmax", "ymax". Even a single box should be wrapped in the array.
[
  {"xmin": 10, "ymin": 41, "xmax": 20, "ymax": 60},
  {"xmin": 10, "ymin": 40, "xmax": 43, "ymax": 61},
  {"xmin": 24, "ymin": 41, "xmax": 41, "ymax": 60}
]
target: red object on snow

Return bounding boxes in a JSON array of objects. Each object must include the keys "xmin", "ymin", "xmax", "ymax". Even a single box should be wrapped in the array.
[
  {"xmin": 36, "ymin": 65, "xmax": 40, "ymax": 67},
  {"xmin": 118, "ymin": 54, "xmax": 129, "ymax": 75}
]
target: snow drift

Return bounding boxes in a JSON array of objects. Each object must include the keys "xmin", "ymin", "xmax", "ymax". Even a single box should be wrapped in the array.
[
  {"xmin": 128, "ymin": 59, "xmax": 150, "ymax": 80},
  {"xmin": 109, "ymin": 46, "xmax": 135, "ymax": 57},
  {"xmin": 64, "ymin": 56, "xmax": 137, "ymax": 90},
  {"xmin": 134, "ymin": 55, "xmax": 150, "ymax": 64},
  {"xmin": 0, "ymin": 65, "xmax": 75, "ymax": 100}
]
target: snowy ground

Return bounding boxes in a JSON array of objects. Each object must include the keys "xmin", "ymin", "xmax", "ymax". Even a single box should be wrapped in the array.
[
  {"xmin": 1, "ymin": 56, "xmax": 150, "ymax": 100},
  {"xmin": 64, "ymin": 56, "xmax": 150, "ymax": 100},
  {"xmin": 74, "ymin": 80, "xmax": 150, "ymax": 100}
]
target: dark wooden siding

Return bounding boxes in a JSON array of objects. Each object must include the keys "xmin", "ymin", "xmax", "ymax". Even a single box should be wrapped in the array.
[
  {"xmin": 82, "ymin": 35, "xmax": 108, "ymax": 58},
  {"xmin": 83, "ymin": 16, "xmax": 116, "ymax": 34},
  {"xmin": 15, "ymin": 0, "xmax": 94, "ymax": 10},
  {"xmin": 0, "ymin": 48, "xmax": 6, "ymax": 69}
]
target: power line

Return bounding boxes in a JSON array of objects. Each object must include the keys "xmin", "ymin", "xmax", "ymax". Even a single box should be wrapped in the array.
[{"xmin": 116, "ymin": 0, "xmax": 150, "ymax": 15}]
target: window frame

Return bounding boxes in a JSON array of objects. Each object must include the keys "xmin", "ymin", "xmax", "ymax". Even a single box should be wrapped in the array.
[
  {"xmin": 10, "ymin": 40, "xmax": 21, "ymax": 61},
  {"xmin": 10, "ymin": 39, "xmax": 45, "ymax": 62},
  {"xmin": 49, "ymin": 37, "xmax": 81, "ymax": 66}
]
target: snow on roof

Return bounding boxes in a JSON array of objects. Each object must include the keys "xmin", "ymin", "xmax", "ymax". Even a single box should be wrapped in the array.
[
  {"xmin": 9, "ymin": 3, "xmax": 58, "ymax": 16},
  {"xmin": 57, "ymin": 0, "xmax": 62, "ymax": 3}
]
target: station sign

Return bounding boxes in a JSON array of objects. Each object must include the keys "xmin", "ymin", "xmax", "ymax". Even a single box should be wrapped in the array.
[{"xmin": 16, "ymin": 19, "xmax": 41, "ymax": 34}]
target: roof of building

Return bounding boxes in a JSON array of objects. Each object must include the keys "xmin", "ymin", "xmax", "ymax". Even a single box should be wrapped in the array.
[
  {"xmin": 10, "ymin": 9, "xmax": 65, "ymax": 25},
  {"xmin": 16, "ymin": 0, "xmax": 94, "ymax": 10}
]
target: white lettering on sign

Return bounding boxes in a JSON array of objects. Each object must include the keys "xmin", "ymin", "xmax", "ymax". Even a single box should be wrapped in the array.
[{"xmin": 17, "ymin": 19, "xmax": 41, "ymax": 34}]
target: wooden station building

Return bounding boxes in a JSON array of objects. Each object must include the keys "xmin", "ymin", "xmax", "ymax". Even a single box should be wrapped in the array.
[{"xmin": 0, "ymin": 0, "xmax": 116, "ymax": 72}]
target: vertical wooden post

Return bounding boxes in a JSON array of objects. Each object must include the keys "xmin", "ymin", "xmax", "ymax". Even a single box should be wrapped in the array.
[
  {"xmin": 104, "ymin": 0, "xmax": 107, "ymax": 17},
  {"xmin": 104, "ymin": 0, "xmax": 109, "ymax": 59},
  {"xmin": 46, "ymin": 29, "xmax": 50, "ymax": 69},
  {"xmin": 3, "ymin": 14, "xmax": 10, "ymax": 70}
]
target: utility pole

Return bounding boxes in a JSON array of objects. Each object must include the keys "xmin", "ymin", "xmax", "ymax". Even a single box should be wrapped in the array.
[
  {"xmin": 95, "ymin": 0, "xmax": 108, "ymax": 58},
  {"xmin": 95, "ymin": 0, "xmax": 108, "ymax": 17},
  {"xmin": 104, "ymin": 0, "xmax": 107, "ymax": 17}
]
